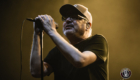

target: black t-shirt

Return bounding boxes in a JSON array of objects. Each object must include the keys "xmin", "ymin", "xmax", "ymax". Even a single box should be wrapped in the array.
[{"xmin": 44, "ymin": 34, "xmax": 109, "ymax": 80}]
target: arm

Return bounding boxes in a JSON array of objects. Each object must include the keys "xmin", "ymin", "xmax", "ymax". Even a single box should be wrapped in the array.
[
  {"xmin": 38, "ymin": 15, "xmax": 97, "ymax": 68},
  {"xmin": 48, "ymin": 31, "xmax": 97, "ymax": 68},
  {"xmin": 30, "ymin": 20, "xmax": 53, "ymax": 78}
]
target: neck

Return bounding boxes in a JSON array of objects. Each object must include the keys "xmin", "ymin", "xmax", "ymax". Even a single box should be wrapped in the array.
[{"xmin": 66, "ymin": 34, "xmax": 88, "ymax": 45}]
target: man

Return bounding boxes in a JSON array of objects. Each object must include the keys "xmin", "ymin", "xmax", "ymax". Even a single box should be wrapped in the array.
[{"xmin": 30, "ymin": 4, "xmax": 109, "ymax": 80}]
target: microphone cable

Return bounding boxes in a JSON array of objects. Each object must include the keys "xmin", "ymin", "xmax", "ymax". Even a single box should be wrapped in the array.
[{"xmin": 20, "ymin": 19, "xmax": 25, "ymax": 80}]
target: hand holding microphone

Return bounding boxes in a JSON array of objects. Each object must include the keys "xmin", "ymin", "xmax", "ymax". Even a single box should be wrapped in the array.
[{"xmin": 27, "ymin": 15, "xmax": 58, "ymax": 34}]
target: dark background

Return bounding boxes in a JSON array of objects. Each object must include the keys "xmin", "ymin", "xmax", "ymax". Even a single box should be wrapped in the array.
[{"xmin": 0, "ymin": 0, "xmax": 140, "ymax": 80}]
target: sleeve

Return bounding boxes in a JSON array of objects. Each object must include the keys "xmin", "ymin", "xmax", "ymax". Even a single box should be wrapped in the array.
[
  {"xmin": 84, "ymin": 35, "xmax": 108, "ymax": 62},
  {"xmin": 43, "ymin": 47, "xmax": 59, "ymax": 68}
]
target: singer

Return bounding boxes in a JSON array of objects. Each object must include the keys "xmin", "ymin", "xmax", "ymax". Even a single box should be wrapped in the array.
[{"xmin": 30, "ymin": 4, "xmax": 109, "ymax": 80}]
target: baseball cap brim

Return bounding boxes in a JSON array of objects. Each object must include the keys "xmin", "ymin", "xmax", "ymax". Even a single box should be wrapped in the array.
[{"xmin": 59, "ymin": 4, "xmax": 86, "ymax": 18}]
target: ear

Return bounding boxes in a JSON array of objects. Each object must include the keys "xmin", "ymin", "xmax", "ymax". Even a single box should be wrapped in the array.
[
  {"xmin": 86, "ymin": 22, "xmax": 91, "ymax": 30},
  {"xmin": 89, "ymin": 22, "xmax": 92, "ymax": 27}
]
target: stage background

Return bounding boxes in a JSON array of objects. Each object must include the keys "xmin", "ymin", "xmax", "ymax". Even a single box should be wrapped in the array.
[{"xmin": 0, "ymin": 0, "xmax": 140, "ymax": 80}]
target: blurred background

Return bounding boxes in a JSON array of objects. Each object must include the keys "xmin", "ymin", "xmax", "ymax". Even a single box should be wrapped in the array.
[{"xmin": 0, "ymin": 0, "xmax": 140, "ymax": 80}]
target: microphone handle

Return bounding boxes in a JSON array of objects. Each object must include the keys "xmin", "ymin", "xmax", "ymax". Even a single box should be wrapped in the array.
[
  {"xmin": 26, "ymin": 18, "xmax": 58, "ymax": 29},
  {"xmin": 26, "ymin": 18, "xmax": 36, "ymax": 22}
]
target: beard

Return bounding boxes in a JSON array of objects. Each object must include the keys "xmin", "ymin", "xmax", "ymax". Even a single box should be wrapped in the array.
[{"xmin": 63, "ymin": 28, "xmax": 75, "ymax": 36}]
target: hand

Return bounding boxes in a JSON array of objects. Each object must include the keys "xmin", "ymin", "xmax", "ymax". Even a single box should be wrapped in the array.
[
  {"xmin": 34, "ymin": 14, "xmax": 57, "ymax": 34},
  {"xmin": 33, "ymin": 17, "xmax": 42, "ymax": 35}
]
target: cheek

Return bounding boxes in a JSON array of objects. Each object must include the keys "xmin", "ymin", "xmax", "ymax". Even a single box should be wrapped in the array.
[
  {"xmin": 63, "ymin": 22, "xmax": 66, "ymax": 27},
  {"xmin": 75, "ymin": 21, "xmax": 86, "ymax": 35},
  {"xmin": 74, "ymin": 21, "xmax": 85, "ymax": 30},
  {"xmin": 79, "ymin": 20, "xmax": 86, "ymax": 30},
  {"xmin": 62, "ymin": 22, "xmax": 66, "ymax": 30},
  {"xmin": 73, "ymin": 21, "xmax": 79, "ymax": 30},
  {"xmin": 81, "ymin": 24, "xmax": 86, "ymax": 30}
]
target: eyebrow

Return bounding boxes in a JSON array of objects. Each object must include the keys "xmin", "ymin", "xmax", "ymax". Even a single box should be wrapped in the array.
[{"xmin": 78, "ymin": 15, "xmax": 89, "ymax": 22}]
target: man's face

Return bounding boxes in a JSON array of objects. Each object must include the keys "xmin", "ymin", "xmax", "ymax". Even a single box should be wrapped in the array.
[{"xmin": 62, "ymin": 15, "xmax": 87, "ymax": 38}]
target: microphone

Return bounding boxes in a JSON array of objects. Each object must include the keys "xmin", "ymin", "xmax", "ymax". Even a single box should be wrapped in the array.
[{"xmin": 26, "ymin": 18, "xmax": 58, "ymax": 29}]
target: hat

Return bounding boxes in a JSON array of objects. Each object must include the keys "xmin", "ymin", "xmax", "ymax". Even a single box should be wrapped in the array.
[{"xmin": 59, "ymin": 4, "xmax": 92, "ymax": 24}]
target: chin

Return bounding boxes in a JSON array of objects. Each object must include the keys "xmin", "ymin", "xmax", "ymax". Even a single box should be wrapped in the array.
[{"xmin": 63, "ymin": 30, "xmax": 75, "ymax": 36}]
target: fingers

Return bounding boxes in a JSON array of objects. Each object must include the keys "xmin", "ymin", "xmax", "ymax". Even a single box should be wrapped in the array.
[
  {"xmin": 36, "ymin": 14, "xmax": 53, "ymax": 24},
  {"xmin": 38, "ymin": 15, "xmax": 44, "ymax": 23},
  {"xmin": 45, "ymin": 15, "xmax": 50, "ymax": 21},
  {"xmin": 34, "ymin": 14, "xmax": 56, "ymax": 32},
  {"xmin": 44, "ymin": 14, "xmax": 54, "ymax": 23},
  {"xmin": 47, "ymin": 15, "xmax": 54, "ymax": 23}
]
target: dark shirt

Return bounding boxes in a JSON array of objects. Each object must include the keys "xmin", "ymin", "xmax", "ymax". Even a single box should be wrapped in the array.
[{"xmin": 44, "ymin": 34, "xmax": 109, "ymax": 80}]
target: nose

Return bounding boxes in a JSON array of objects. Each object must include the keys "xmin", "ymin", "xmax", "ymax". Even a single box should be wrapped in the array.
[{"xmin": 65, "ymin": 17, "xmax": 72, "ymax": 24}]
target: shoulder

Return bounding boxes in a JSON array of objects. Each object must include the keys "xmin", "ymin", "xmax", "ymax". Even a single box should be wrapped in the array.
[
  {"xmin": 84, "ymin": 34, "xmax": 108, "ymax": 62},
  {"xmin": 92, "ymin": 34, "xmax": 106, "ymax": 40},
  {"xmin": 86, "ymin": 34, "xmax": 107, "ymax": 44}
]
